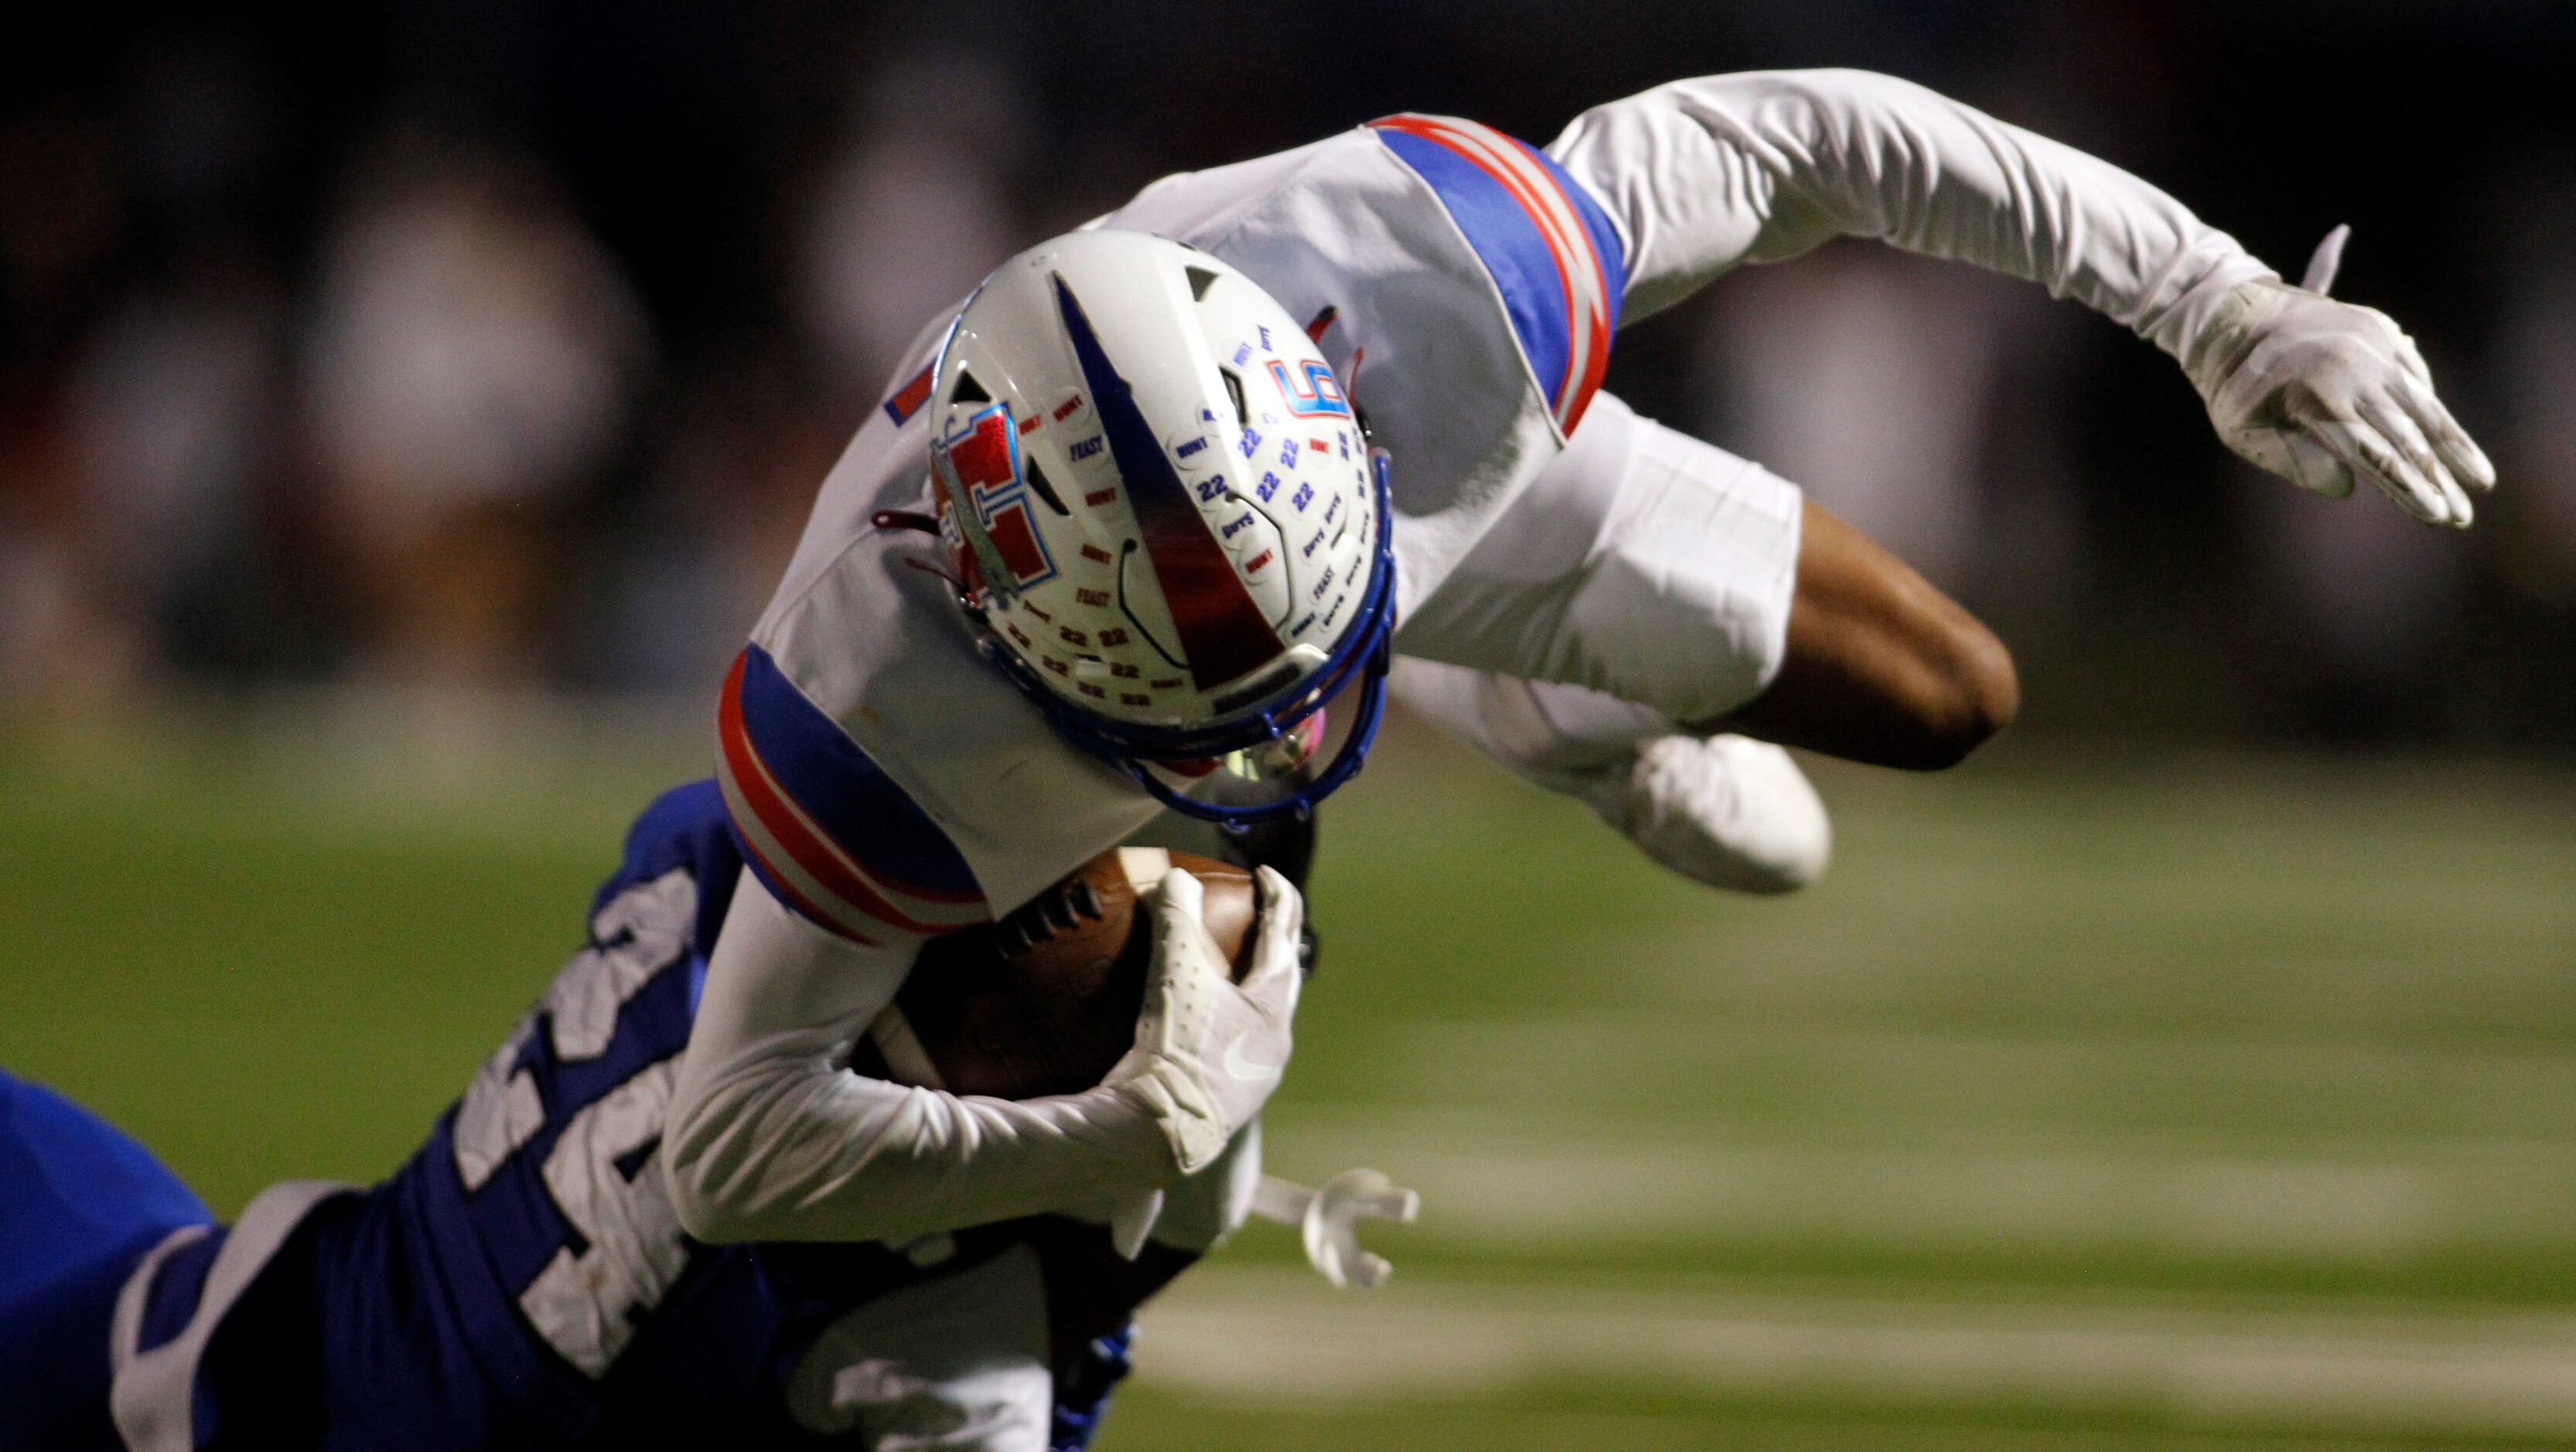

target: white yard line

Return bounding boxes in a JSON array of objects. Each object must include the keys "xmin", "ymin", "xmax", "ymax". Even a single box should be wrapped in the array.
[
  {"xmin": 1138, "ymin": 1267, "xmax": 2576, "ymax": 1439},
  {"xmin": 1268, "ymin": 1113, "xmax": 2576, "ymax": 1261},
  {"xmin": 1391, "ymin": 1018, "xmax": 2576, "ymax": 1142}
]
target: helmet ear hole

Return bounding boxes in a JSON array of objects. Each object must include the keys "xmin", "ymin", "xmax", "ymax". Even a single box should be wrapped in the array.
[
  {"xmin": 1024, "ymin": 458, "xmax": 1069, "ymax": 516},
  {"xmin": 1219, "ymin": 368, "xmax": 1249, "ymax": 428}
]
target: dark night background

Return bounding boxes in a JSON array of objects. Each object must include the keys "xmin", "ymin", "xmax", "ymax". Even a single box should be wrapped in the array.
[{"xmin": 5, "ymin": 1, "xmax": 2572, "ymax": 745}]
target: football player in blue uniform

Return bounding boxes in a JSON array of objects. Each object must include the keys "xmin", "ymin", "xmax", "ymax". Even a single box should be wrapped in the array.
[{"xmin": 2, "ymin": 780, "xmax": 1306, "ymax": 1451}]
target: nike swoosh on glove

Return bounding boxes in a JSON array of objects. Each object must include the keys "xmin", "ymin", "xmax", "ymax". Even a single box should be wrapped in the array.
[
  {"xmin": 2183, "ymin": 276, "xmax": 2496, "ymax": 527},
  {"xmin": 1107, "ymin": 866, "xmax": 1305, "ymax": 1174}
]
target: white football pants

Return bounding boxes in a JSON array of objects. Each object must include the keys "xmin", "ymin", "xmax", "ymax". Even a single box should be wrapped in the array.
[{"xmin": 1392, "ymin": 389, "xmax": 1805, "ymax": 770}]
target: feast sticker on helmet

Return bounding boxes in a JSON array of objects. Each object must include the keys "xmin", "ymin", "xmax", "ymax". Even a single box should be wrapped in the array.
[
  {"xmin": 1053, "ymin": 274, "xmax": 1282, "ymax": 692},
  {"xmin": 920, "ymin": 230, "xmax": 1398, "ymax": 824}
]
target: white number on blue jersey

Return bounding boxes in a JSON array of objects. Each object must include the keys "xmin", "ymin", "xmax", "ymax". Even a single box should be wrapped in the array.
[
  {"xmin": 544, "ymin": 870, "xmax": 696, "ymax": 1058},
  {"xmin": 449, "ymin": 867, "xmax": 701, "ymax": 1377},
  {"xmin": 519, "ymin": 1057, "xmax": 691, "ymax": 1376},
  {"xmin": 454, "ymin": 1019, "xmax": 542, "ymax": 1193}
]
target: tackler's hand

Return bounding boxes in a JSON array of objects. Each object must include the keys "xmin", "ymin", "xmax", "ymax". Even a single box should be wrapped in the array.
[
  {"xmin": 1108, "ymin": 867, "xmax": 1305, "ymax": 1174},
  {"xmin": 2183, "ymin": 227, "xmax": 2495, "ymax": 528},
  {"xmin": 1250, "ymin": 1169, "xmax": 1421, "ymax": 1290}
]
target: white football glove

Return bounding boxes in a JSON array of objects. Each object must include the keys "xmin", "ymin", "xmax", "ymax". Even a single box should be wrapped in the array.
[
  {"xmin": 1250, "ymin": 1169, "xmax": 1421, "ymax": 1289},
  {"xmin": 1107, "ymin": 866, "xmax": 1305, "ymax": 1174},
  {"xmin": 2184, "ymin": 228, "xmax": 2495, "ymax": 528}
]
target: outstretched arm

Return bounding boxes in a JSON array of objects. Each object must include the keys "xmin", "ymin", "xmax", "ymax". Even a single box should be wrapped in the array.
[
  {"xmin": 1549, "ymin": 69, "xmax": 2492, "ymax": 524},
  {"xmin": 1548, "ymin": 68, "xmax": 2270, "ymax": 341}
]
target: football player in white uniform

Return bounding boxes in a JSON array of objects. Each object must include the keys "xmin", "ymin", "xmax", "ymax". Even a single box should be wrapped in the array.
[{"xmin": 661, "ymin": 69, "xmax": 2491, "ymax": 1447}]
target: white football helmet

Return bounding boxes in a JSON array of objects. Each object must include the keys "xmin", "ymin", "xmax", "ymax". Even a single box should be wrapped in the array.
[{"xmin": 923, "ymin": 230, "xmax": 1396, "ymax": 823}]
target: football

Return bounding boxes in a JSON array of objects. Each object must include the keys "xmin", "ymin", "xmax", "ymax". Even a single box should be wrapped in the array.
[{"xmin": 855, "ymin": 847, "xmax": 1260, "ymax": 1099}]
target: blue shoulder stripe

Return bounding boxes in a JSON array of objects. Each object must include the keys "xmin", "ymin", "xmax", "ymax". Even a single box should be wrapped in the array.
[
  {"xmin": 1378, "ymin": 128, "xmax": 1571, "ymax": 407},
  {"xmin": 1370, "ymin": 114, "xmax": 1626, "ymax": 432},
  {"xmin": 727, "ymin": 646, "xmax": 983, "ymax": 901},
  {"xmin": 1534, "ymin": 145, "xmax": 1628, "ymax": 321}
]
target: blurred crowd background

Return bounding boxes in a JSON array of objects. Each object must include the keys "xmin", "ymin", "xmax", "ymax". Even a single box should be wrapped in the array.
[{"xmin": 5, "ymin": 0, "xmax": 2572, "ymax": 745}]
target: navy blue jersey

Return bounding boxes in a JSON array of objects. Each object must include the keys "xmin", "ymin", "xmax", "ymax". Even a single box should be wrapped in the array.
[
  {"xmin": 104, "ymin": 779, "xmax": 1177, "ymax": 1452},
  {"xmin": 135, "ymin": 782, "xmax": 1019, "ymax": 1450},
  {"xmin": 330, "ymin": 780, "xmax": 1056, "ymax": 1448}
]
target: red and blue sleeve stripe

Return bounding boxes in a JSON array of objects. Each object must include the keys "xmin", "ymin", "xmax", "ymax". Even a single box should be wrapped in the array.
[
  {"xmin": 715, "ymin": 645, "xmax": 989, "ymax": 942},
  {"xmin": 1369, "ymin": 114, "xmax": 1627, "ymax": 436}
]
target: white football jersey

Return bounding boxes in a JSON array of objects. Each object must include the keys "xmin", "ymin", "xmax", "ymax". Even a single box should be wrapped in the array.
[
  {"xmin": 673, "ymin": 69, "xmax": 2281, "ymax": 1259},
  {"xmin": 716, "ymin": 72, "xmax": 2272, "ymax": 933},
  {"xmin": 719, "ymin": 114, "xmax": 1629, "ymax": 928}
]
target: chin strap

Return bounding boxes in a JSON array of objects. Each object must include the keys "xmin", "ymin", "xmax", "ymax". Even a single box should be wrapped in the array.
[{"xmin": 1115, "ymin": 631, "xmax": 1391, "ymax": 826}]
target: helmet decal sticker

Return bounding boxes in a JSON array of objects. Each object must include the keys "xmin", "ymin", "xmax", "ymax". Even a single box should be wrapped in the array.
[
  {"xmin": 937, "ymin": 404, "xmax": 1057, "ymax": 590},
  {"xmin": 1267, "ymin": 357, "xmax": 1353, "ymax": 418},
  {"xmin": 880, "ymin": 362, "xmax": 935, "ymax": 425}
]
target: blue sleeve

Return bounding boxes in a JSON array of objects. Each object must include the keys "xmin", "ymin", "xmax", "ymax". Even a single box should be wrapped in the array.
[{"xmin": 0, "ymin": 1071, "xmax": 210, "ymax": 1452}]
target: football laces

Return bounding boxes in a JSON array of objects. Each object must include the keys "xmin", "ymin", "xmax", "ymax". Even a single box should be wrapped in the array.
[{"xmin": 991, "ymin": 877, "xmax": 1104, "ymax": 954}]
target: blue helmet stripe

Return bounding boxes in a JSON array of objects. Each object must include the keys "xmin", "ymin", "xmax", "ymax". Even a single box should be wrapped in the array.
[{"xmin": 1052, "ymin": 274, "xmax": 1285, "ymax": 691}]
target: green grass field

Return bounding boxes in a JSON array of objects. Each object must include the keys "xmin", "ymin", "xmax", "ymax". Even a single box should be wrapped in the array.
[{"xmin": 6, "ymin": 708, "xmax": 2574, "ymax": 1448}]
